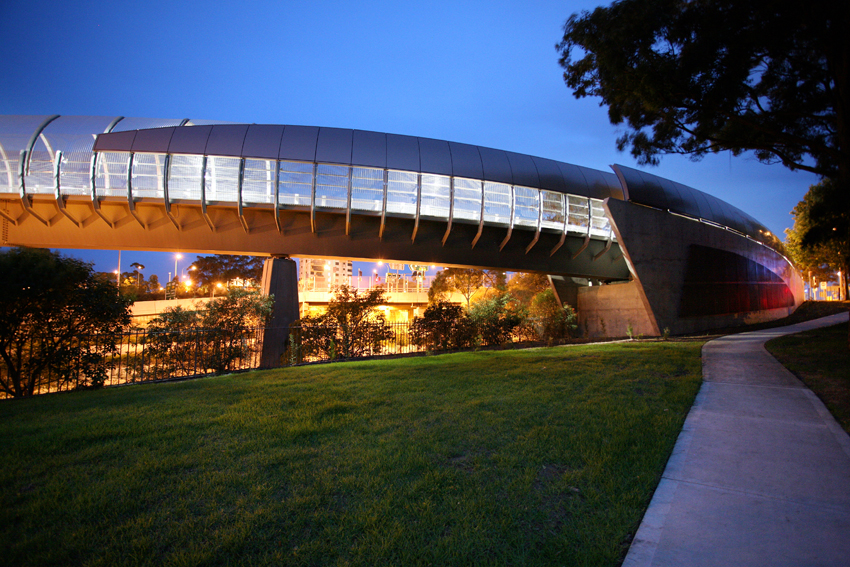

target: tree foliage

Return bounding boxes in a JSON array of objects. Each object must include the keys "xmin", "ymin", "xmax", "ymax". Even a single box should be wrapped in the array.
[
  {"xmin": 785, "ymin": 178, "xmax": 849, "ymax": 297},
  {"xmin": 140, "ymin": 288, "xmax": 274, "ymax": 378},
  {"xmin": 468, "ymin": 294, "xmax": 529, "ymax": 346},
  {"xmin": 0, "ymin": 247, "xmax": 132, "ymax": 397},
  {"xmin": 191, "ymin": 254, "xmax": 265, "ymax": 290},
  {"xmin": 506, "ymin": 272, "xmax": 551, "ymax": 309},
  {"xmin": 296, "ymin": 286, "xmax": 394, "ymax": 360},
  {"xmin": 529, "ymin": 289, "xmax": 579, "ymax": 343},
  {"xmin": 409, "ymin": 300, "xmax": 476, "ymax": 352},
  {"xmin": 428, "ymin": 268, "xmax": 487, "ymax": 309},
  {"xmin": 557, "ymin": 0, "xmax": 848, "ymax": 182}
]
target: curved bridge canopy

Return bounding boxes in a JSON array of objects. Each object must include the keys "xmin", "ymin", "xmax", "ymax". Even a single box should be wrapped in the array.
[
  {"xmin": 1, "ymin": 114, "xmax": 802, "ymax": 339},
  {"xmin": 0, "ymin": 115, "xmax": 781, "ymax": 280}
]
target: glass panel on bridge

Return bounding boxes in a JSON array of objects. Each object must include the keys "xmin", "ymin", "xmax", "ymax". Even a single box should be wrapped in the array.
[
  {"xmin": 567, "ymin": 194, "xmax": 590, "ymax": 233},
  {"xmin": 131, "ymin": 153, "xmax": 166, "ymax": 199},
  {"xmin": 24, "ymin": 135, "xmax": 54, "ymax": 194},
  {"xmin": 541, "ymin": 190, "xmax": 565, "ymax": 229},
  {"xmin": 167, "ymin": 155, "xmax": 204, "ymax": 201},
  {"xmin": 420, "ymin": 173, "xmax": 450, "ymax": 219},
  {"xmin": 513, "ymin": 185, "xmax": 539, "ymax": 227},
  {"xmin": 95, "ymin": 152, "xmax": 130, "ymax": 197},
  {"xmin": 386, "ymin": 169, "xmax": 417, "ymax": 216},
  {"xmin": 315, "ymin": 164, "xmax": 349, "ymax": 210},
  {"xmin": 242, "ymin": 159, "xmax": 276, "ymax": 204},
  {"xmin": 483, "ymin": 181, "xmax": 511, "ymax": 225},
  {"xmin": 351, "ymin": 166, "xmax": 383, "ymax": 212},
  {"xmin": 589, "ymin": 198, "xmax": 612, "ymax": 238},
  {"xmin": 452, "ymin": 177, "xmax": 481, "ymax": 221},
  {"xmin": 47, "ymin": 116, "xmax": 116, "ymax": 196},
  {"xmin": 278, "ymin": 160, "xmax": 313, "ymax": 207},
  {"xmin": 204, "ymin": 156, "xmax": 240, "ymax": 203}
]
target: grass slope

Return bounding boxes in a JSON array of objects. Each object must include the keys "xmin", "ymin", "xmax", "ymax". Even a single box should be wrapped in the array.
[
  {"xmin": 766, "ymin": 322, "xmax": 850, "ymax": 434},
  {"xmin": 0, "ymin": 342, "xmax": 703, "ymax": 567}
]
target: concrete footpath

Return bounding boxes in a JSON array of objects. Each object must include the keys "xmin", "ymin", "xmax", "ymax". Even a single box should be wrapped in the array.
[{"xmin": 624, "ymin": 312, "xmax": 850, "ymax": 567}]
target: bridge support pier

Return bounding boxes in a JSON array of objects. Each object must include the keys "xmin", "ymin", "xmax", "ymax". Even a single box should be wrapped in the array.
[{"xmin": 259, "ymin": 256, "xmax": 299, "ymax": 368}]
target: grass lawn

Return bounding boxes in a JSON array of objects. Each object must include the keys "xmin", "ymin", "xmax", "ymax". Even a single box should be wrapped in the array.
[
  {"xmin": 0, "ymin": 342, "xmax": 703, "ymax": 567},
  {"xmin": 766, "ymin": 321, "xmax": 850, "ymax": 434}
]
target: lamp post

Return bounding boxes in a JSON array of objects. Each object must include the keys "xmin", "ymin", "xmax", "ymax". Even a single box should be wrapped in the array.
[
  {"xmin": 174, "ymin": 253, "xmax": 182, "ymax": 284},
  {"xmin": 212, "ymin": 282, "xmax": 223, "ymax": 298},
  {"xmin": 130, "ymin": 262, "xmax": 145, "ymax": 290}
]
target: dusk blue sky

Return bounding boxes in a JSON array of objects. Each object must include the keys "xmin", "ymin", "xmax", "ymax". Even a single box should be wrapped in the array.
[{"xmin": 0, "ymin": 0, "xmax": 819, "ymax": 282}]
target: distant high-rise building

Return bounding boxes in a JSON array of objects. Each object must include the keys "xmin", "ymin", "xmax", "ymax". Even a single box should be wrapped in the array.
[{"xmin": 299, "ymin": 258, "xmax": 353, "ymax": 289}]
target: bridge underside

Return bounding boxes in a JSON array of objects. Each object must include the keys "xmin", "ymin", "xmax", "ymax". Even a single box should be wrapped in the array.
[{"xmin": 1, "ymin": 194, "xmax": 630, "ymax": 281}]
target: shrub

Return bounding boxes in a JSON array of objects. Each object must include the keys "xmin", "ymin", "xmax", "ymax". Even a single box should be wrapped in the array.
[
  {"xmin": 410, "ymin": 300, "xmax": 476, "ymax": 352},
  {"xmin": 296, "ymin": 286, "xmax": 394, "ymax": 360},
  {"xmin": 468, "ymin": 293, "xmax": 528, "ymax": 346},
  {"xmin": 529, "ymin": 289, "xmax": 579, "ymax": 343}
]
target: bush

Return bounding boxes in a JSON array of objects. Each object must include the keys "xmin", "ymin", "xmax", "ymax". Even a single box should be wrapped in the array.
[
  {"xmin": 135, "ymin": 289, "xmax": 273, "ymax": 379},
  {"xmin": 295, "ymin": 286, "xmax": 394, "ymax": 361},
  {"xmin": 529, "ymin": 289, "xmax": 579, "ymax": 343},
  {"xmin": 468, "ymin": 294, "xmax": 528, "ymax": 346},
  {"xmin": 409, "ymin": 301, "xmax": 476, "ymax": 352}
]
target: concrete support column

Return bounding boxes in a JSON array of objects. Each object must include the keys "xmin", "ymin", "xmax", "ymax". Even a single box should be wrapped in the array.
[
  {"xmin": 547, "ymin": 275, "xmax": 579, "ymax": 310},
  {"xmin": 260, "ymin": 256, "xmax": 299, "ymax": 368}
]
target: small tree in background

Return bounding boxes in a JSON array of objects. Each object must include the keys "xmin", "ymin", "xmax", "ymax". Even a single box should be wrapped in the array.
[
  {"xmin": 428, "ymin": 268, "xmax": 486, "ymax": 310},
  {"xmin": 0, "ymin": 247, "xmax": 132, "ymax": 397},
  {"xmin": 297, "ymin": 286, "xmax": 394, "ymax": 360}
]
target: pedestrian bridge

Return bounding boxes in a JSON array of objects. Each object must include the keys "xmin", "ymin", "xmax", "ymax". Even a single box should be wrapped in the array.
[{"xmin": 1, "ymin": 114, "xmax": 801, "ymax": 362}]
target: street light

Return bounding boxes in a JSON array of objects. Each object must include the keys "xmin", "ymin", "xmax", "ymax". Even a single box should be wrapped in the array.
[
  {"xmin": 130, "ymin": 262, "xmax": 145, "ymax": 289},
  {"xmin": 212, "ymin": 282, "xmax": 223, "ymax": 298},
  {"xmin": 174, "ymin": 253, "xmax": 182, "ymax": 283}
]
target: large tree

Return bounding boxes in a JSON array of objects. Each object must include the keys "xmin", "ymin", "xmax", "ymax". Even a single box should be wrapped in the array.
[
  {"xmin": 0, "ymin": 248, "xmax": 132, "ymax": 397},
  {"xmin": 557, "ymin": 0, "xmax": 848, "ymax": 184},
  {"xmin": 785, "ymin": 179, "xmax": 849, "ymax": 299},
  {"xmin": 190, "ymin": 254, "xmax": 265, "ymax": 291},
  {"xmin": 558, "ymin": 1, "xmax": 850, "ymax": 346}
]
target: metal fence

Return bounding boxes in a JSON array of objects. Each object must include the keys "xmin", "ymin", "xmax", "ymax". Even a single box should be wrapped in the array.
[
  {"xmin": 0, "ymin": 327, "xmax": 266, "ymax": 399},
  {"xmin": 1, "ymin": 319, "xmax": 541, "ymax": 399}
]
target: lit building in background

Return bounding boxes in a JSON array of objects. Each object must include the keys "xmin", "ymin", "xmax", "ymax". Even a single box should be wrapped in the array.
[{"xmin": 299, "ymin": 258, "xmax": 353, "ymax": 290}]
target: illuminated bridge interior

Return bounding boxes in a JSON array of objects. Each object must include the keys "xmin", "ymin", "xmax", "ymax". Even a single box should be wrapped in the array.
[{"xmin": 0, "ymin": 115, "xmax": 782, "ymax": 277}]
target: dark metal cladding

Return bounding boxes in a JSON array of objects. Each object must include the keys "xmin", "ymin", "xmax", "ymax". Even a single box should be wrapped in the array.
[
  {"xmin": 689, "ymin": 186, "xmax": 715, "ymax": 219},
  {"xmin": 418, "ymin": 137, "xmax": 452, "ymax": 176},
  {"xmin": 279, "ymin": 125, "xmax": 319, "ymax": 162},
  {"xmin": 316, "ymin": 128, "xmax": 353, "ymax": 165},
  {"xmin": 581, "ymin": 167, "xmax": 619, "ymax": 200},
  {"xmin": 242, "ymin": 124, "xmax": 284, "ymax": 159},
  {"xmin": 167, "ymin": 125, "xmax": 213, "ymax": 155},
  {"xmin": 614, "ymin": 165, "xmax": 665, "ymax": 209},
  {"xmin": 386, "ymin": 134, "xmax": 420, "ymax": 172},
  {"xmin": 478, "ymin": 147, "xmax": 513, "ymax": 185},
  {"xmin": 659, "ymin": 177, "xmax": 692, "ymax": 217},
  {"xmin": 448, "ymin": 142, "xmax": 483, "ymax": 180},
  {"xmin": 531, "ymin": 156, "xmax": 566, "ymax": 192},
  {"xmin": 504, "ymin": 151, "xmax": 539, "ymax": 188},
  {"xmin": 557, "ymin": 162, "xmax": 591, "ymax": 195},
  {"xmin": 92, "ymin": 129, "xmax": 137, "ymax": 152},
  {"xmin": 205, "ymin": 124, "xmax": 249, "ymax": 157},
  {"xmin": 352, "ymin": 130, "xmax": 387, "ymax": 168},
  {"xmin": 666, "ymin": 180, "xmax": 703, "ymax": 219},
  {"xmin": 130, "ymin": 127, "xmax": 176, "ymax": 153}
]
